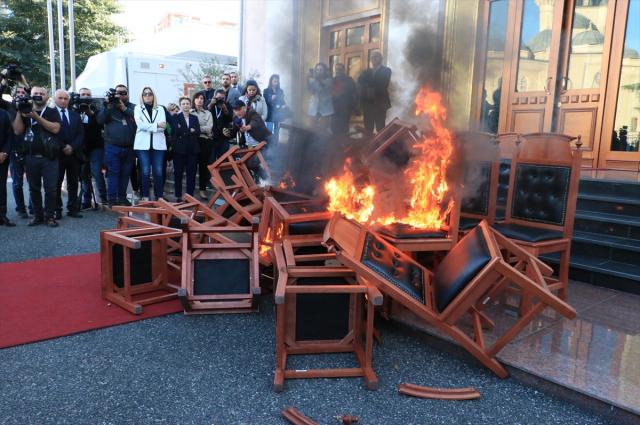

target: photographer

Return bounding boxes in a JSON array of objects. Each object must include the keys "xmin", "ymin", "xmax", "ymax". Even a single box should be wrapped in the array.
[
  {"xmin": 12, "ymin": 87, "xmax": 62, "ymax": 227},
  {"xmin": 209, "ymin": 88, "xmax": 233, "ymax": 164},
  {"xmin": 97, "ymin": 84, "xmax": 136, "ymax": 207},
  {"xmin": 229, "ymin": 99, "xmax": 271, "ymax": 180},
  {"xmin": 53, "ymin": 89, "xmax": 84, "ymax": 219},
  {"xmin": 0, "ymin": 64, "xmax": 30, "ymax": 109},
  {"xmin": 76, "ymin": 88, "xmax": 107, "ymax": 209},
  {"xmin": 0, "ymin": 107, "xmax": 15, "ymax": 226},
  {"xmin": 6, "ymin": 85, "xmax": 33, "ymax": 218}
]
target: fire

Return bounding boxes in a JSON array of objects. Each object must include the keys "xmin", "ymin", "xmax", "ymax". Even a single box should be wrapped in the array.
[
  {"xmin": 278, "ymin": 171, "xmax": 296, "ymax": 190},
  {"xmin": 325, "ymin": 87, "xmax": 454, "ymax": 230},
  {"xmin": 259, "ymin": 223, "xmax": 284, "ymax": 257}
]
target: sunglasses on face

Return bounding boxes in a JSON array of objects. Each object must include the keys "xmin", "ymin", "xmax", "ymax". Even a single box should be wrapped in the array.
[
  {"xmin": 203, "ymin": 81, "xmax": 212, "ymax": 85},
  {"xmin": 142, "ymin": 92, "xmax": 154, "ymax": 96},
  {"xmin": 116, "ymin": 91, "xmax": 128, "ymax": 95}
]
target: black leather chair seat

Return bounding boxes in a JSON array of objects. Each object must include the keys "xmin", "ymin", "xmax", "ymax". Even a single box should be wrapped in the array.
[
  {"xmin": 492, "ymin": 223, "xmax": 563, "ymax": 242},
  {"xmin": 459, "ymin": 217, "xmax": 480, "ymax": 231},
  {"xmin": 295, "ymin": 276, "xmax": 351, "ymax": 341},
  {"xmin": 379, "ymin": 223, "xmax": 448, "ymax": 240},
  {"xmin": 434, "ymin": 226, "xmax": 492, "ymax": 312},
  {"xmin": 288, "ymin": 220, "xmax": 328, "ymax": 235}
]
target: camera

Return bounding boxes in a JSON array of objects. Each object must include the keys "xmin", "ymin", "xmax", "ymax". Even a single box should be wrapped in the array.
[
  {"xmin": 69, "ymin": 92, "xmax": 93, "ymax": 111},
  {"xmin": 13, "ymin": 94, "xmax": 34, "ymax": 114},
  {"xmin": 104, "ymin": 88, "xmax": 119, "ymax": 105},
  {"xmin": 2, "ymin": 64, "xmax": 23, "ymax": 81}
]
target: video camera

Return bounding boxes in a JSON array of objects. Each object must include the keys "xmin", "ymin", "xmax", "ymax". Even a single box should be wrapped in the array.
[
  {"xmin": 104, "ymin": 88, "xmax": 120, "ymax": 105},
  {"xmin": 12, "ymin": 94, "xmax": 42, "ymax": 114},
  {"xmin": 69, "ymin": 92, "xmax": 95, "ymax": 112},
  {"xmin": 2, "ymin": 64, "xmax": 23, "ymax": 82}
]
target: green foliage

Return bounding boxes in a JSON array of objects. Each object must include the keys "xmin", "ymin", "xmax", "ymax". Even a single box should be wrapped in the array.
[
  {"xmin": 0, "ymin": 0, "xmax": 126, "ymax": 88},
  {"xmin": 178, "ymin": 55, "xmax": 256, "ymax": 93}
]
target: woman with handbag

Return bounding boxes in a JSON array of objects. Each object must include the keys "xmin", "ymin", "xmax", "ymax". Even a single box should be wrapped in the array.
[
  {"xmin": 133, "ymin": 87, "xmax": 167, "ymax": 201},
  {"xmin": 263, "ymin": 74, "xmax": 291, "ymax": 145}
]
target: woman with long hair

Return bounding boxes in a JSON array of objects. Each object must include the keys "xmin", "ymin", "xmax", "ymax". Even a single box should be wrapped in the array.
[
  {"xmin": 133, "ymin": 86, "xmax": 167, "ymax": 200},
  {"xmin": 191, "ymin": 91, "xmax": 213, "ymax": 199},
  {"xmin": 263, "ymin": 74, "xmax": 289, "ymax": 144},
  {"xmin": 239, "ymin": 79, "xmax": 268, "ymax": 122},
  {"xmin": 307, "ymin": 62, "xmax": 334, "ymax": 129}
]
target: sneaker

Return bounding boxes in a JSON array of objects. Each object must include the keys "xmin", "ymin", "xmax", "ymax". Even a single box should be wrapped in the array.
[
  {"xmin": 117, "ymin": 199, "xmax": 132, "ymax": 207},
  {"xmin": 199, "ymin": 190, "xmax": 207, "ymax": 199},
  {"xmin": 46, "ymin": 219, "xmax": 59, "ymax": 228}
]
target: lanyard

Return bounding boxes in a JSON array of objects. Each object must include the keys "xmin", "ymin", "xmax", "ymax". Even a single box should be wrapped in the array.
[{"xmin": 30, "ymin": 108, "xmax": 46, "ymax": 127}]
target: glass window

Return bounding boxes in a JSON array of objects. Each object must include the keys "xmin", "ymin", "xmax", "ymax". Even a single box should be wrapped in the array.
[
  {"xmin": 346, "ymin": 25, "xmax": 365, "ymax": 46},
  {"xmin": 611, "ymin": 0, "xmax": 640, "ymax": 151},
  {"xmin": 566, "ymin": 1, "xmax": 609, "ymax": 89},
  {"xmin": 369, "ymin": 22, "xmax": 380, "ymax": 43},
  {"xmin": 330, "ymin": 30, "xmax": 341, "ymax": 50},
  {"xmin": 515, "ymin": 0, "xmax": 555, "ymax": 92},
  {"xmin": 329, "ymin": 55, "xmax": 341, "ymax": 76},
  {"xmin": 347, "ymin": 55, "xmax": 362, "ymax": 79},
  {"xmin": 480, "ymin": 0, "xmax": 508, "ymax": 133}
]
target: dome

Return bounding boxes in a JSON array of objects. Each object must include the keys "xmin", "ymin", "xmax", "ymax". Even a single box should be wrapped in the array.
[
  {"xmin": 624, "ymin": 48, "xmax": 640, "ymax": 59},
  {"xmin": 573, "ymin": 29, "xmax": 605, "ymax": 46},
  {"xmin": 573, "ymin": 13, "xmax": 592, "ymax": 30},
  {"xmin": 527, "ymin": 29, "xmax": 552, "ymax": 52}
]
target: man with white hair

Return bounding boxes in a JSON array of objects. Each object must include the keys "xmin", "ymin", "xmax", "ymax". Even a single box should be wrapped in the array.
[
  {"xmin": 12, "ymin": 86, "xmax": 62, "ymax": 227},
  {"xmin": 53, "ymin": 89, "xmax": 84, "ymax": 218}
]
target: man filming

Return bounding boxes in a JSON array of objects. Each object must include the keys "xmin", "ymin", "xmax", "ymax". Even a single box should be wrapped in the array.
[
  {"xmin": 76, "ymin": 88, "xmax": 107, "ymax": 209},
  {"xmin": 53, "ymin": 89, "xmax": 84, "ymax": 219},
  {"xmin": 209, "ymin": 88, "xmax": 233, "ymax": 163},
  {"xmin": 12, "ymin": 87, "xmax": 62, "ymax": 227},
  {"xmin": 97, "ymin": 84, "xmax": 136, "ymax": 207}
]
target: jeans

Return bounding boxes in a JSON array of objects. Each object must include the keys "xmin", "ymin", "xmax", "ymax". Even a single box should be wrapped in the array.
[
  {"xmin": 135, "ymin": 149, "xmax": 165, "ymax": 199},
  {"xmin": 10, "ymin": 152, "xmax": 33, "ymax": 214},
  {"xmin": 173, "ymin": 151, "xmax": 197, "ymax": 198},
  {"xmin": 80, "ymin": 148, "xmax": 107, "ymax": 206},
  {"xmin": 25, "ymin": 155, "xmax": 59, "ymax": 220},
  {"xmin": 104, "ymin": 144, "xmax": 134, "ymax": 202},
  {"xmin": 56, "ymin": 154, "xmax": 81, "ymax": 214}
]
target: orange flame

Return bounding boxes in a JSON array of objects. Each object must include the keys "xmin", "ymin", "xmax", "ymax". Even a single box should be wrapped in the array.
[
  {"xmin": 259, "ymin": 223, "xmax": 284, "ymax": 257},
  {"xmin": 325, "ymin": 87, "xmax": 454, "ymax": 230},
  {"xmin": 278, "ymin": 171, "xmax": 296, "ymax": 190}
]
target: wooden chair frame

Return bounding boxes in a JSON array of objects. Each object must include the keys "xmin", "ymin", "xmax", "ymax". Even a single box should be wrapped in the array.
[
  {"xmin": 179, "ymin": 221, "xmax": 260, "ymax": 313},
  {"xmin": 499, "ymin": 133, "xmax": 582, "ymax": 301},
  {"xmin": 323, "ymin": 215, "xmax": 576, "ymax": 378},
  {"xmin": 100, "ymin": 223, "xmax": 183, "ymax": 314},
  {"xmin": 272, "ymin": 238, "xmax": 383, "ymax": 391}
]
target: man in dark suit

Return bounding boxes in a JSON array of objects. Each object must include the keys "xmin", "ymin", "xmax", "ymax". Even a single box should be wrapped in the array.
[
  {"xmin": 209, "ymin": 89, "xmax": 233, "ymax": 163},
  {"xmin": 358, "ymin": 51, "xmax": 392, "ymax": 134},
  {"xmin": 53, "ymin": 89, "xmax": 85, "ymax": 218},
  {"xmin": 173, "ymin": 96, "xmax": 201, "ymax": 201},
  {"xmin": 0, "ymin": 108, "xmax": 15, "ymax": 226}
]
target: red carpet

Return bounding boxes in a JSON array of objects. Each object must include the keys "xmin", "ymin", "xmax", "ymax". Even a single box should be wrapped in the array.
[{"xmin": 0, "ymin": 253, "xmax": 182, "ymax": 349}]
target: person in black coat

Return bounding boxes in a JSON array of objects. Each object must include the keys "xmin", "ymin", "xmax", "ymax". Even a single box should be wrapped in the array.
[
  {"xmin": 331, "ymin": 63, "xmax": 358, "ymax": 137},
  {"xmin": 53, "ymin": 89, "xmax": 85, "ymax": 218},
  {"xmin": 230, "ymin": 100, "xmax": 272, "ymax": 181},
  {"xmin": 208, "ymin": 89, "xmax": 233, "ymax": 164},
  {"xmin": 357, "ymin": 51, "xmax": 392, "ymax": 134},
  {"xmin": 263, "ymin": 74, "xmax": 288, "ymax": 144},
  {"xmin": 173, "ymin": 97, "xmax": 201, "ymax": 201},
  {"xmin": 0, "ymin": 108, "xmax": 15, "ymax": 226}
]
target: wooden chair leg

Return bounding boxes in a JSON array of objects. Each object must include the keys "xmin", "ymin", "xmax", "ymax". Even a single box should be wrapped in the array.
[{"xmin": 558, "ymin": 250, "xmax": 570, "ymax": 301}]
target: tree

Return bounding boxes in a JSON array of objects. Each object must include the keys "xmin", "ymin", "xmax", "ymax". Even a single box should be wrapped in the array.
[
  {"xmin": 0, "ymin": 0, "xmax": 126, "ymax": 89},
  {"xmin": 178, "ymin": 55, "xmax": 258, "ymax": 94}
]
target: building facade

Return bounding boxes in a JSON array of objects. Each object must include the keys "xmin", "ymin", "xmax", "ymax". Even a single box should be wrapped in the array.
[{"xmin": 240, "ymin": 0, "xmax": 640, "ymax": 171}]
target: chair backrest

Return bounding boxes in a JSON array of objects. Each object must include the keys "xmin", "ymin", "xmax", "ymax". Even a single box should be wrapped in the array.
[
  {"xmin": 458, "ymin": 132, "xmax": 499, "ymax": 222},
  {"xmin": 505, "ymin": 133, "xmax": 582, "ymax": 236}
]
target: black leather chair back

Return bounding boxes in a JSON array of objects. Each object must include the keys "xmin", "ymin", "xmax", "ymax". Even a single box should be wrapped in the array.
[
  {"xmin": 434, "ymin": 226, "xmax": 492, "ymax": 312},
  {"xmin": 511, "ymin": 163, "xmax": 571, "ymax": 226}
]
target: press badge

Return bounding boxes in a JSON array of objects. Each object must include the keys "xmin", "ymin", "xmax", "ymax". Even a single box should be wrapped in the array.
[{"xmin": 122, "ymin": 119, "xmax": 127, "ymax": 126}]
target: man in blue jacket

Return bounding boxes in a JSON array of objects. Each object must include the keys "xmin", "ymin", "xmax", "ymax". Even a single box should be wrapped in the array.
[{"xmin": 97, "ymin": 84, "xmax": 136, "ymax": 207}]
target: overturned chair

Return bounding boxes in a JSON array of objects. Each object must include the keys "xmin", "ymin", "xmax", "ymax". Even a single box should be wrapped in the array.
[
  {"xmin": 272, "ymin": 238, "xmax": 383, "ymax": 391},
  {"xmin": 323, "ymin": 214, "xmax": 576, "ymax": 378}
]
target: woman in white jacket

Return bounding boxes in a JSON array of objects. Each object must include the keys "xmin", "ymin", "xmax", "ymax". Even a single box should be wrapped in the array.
[
  {"xmin": 239, "ymin": 79, "xmax": 268, "ymax": 121},
  {"xmin": 134, "ymin": 87, "xmax": 167, "ymax": 200}
]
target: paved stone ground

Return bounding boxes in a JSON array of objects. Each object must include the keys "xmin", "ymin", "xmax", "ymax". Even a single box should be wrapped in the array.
[{"xmin": 0, "ymin": 182, "xmax": 619, "ymax": 424}]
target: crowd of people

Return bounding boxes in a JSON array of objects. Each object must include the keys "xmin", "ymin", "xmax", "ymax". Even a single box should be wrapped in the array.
[{"xmin": 0, "ymin": 52, "xmax": 392, "ymax": 229}]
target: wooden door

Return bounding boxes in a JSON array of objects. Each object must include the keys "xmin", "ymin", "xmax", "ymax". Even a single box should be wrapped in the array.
[
  {"xmin": 554, "ymin": 0, "xmax": 617, "ymax": 169},
  {"xmin": 501, "ymin": 0, "xmax": 567, "ymax": 134},
  {"xmin": 596, "ymin": 0, "xmax": 640, "ymax": 170}
]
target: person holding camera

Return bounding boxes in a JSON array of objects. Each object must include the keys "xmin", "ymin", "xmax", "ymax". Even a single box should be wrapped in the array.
[
  {"xmin": 97, "ymin": 84, "xmax": 136, "ymax": 207},
  {"xmin": 209, "ymin": 88, "xmax": 233, "ymax": 163},
  {"xmin": 173, "ymin": 97, "xmax": 200, "ymax": 202},
  {"xmin": 5, "ymin": 85, "xmax": 33, "ymax": 218},
  {"xmin": 229, "ymin": 99, "xmax": 271, "ymax": 181},
  {"xmin": 53, "ymin": 89, "xmax": 85, "ymax": 219},
  {"xmin": 307, "ymin": 63, "xmax": 334, "ymax": 129},
  {"xmin": 0, "ymin": 107, "xmax": 15, "ymax": 226},
  {"xmin": 133, "ymin": 87, "xmax": 167, "ymax": 201},
  {"xmin": 76, "ymin": 88, "xmax": 107, "ymax": 210},
  {"xmin": 12, "ymin": 87, "xmax": 62, "ymax": 227}
]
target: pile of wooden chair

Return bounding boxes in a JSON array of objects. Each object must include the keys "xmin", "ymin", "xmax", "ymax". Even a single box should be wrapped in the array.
[{"xmin": 99, "ymin": 120, "xmax": 581, "ymax": 393}]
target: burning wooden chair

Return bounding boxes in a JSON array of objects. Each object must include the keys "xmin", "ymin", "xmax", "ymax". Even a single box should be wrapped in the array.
[
  {"xmin": 458, "ymin": 131, "xmax": 500, "ymax": 232},
  {"xmin": 100, "ymin": 222, "xmax": 183, "ymax": 314},
  {"xmin": 492, "ymin": 133, "xmax": 582, "ymax": 302},
  {"xmin": 272, "ymin": 238, "xmax": 383, "ymax": 391},
  {"xmin": 323, "ymin": 214, "xmax": 576, "ymax": 378},
  {"xmin": 179, "ymin": 219, "xmax": 260, "ymax": 313}
]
